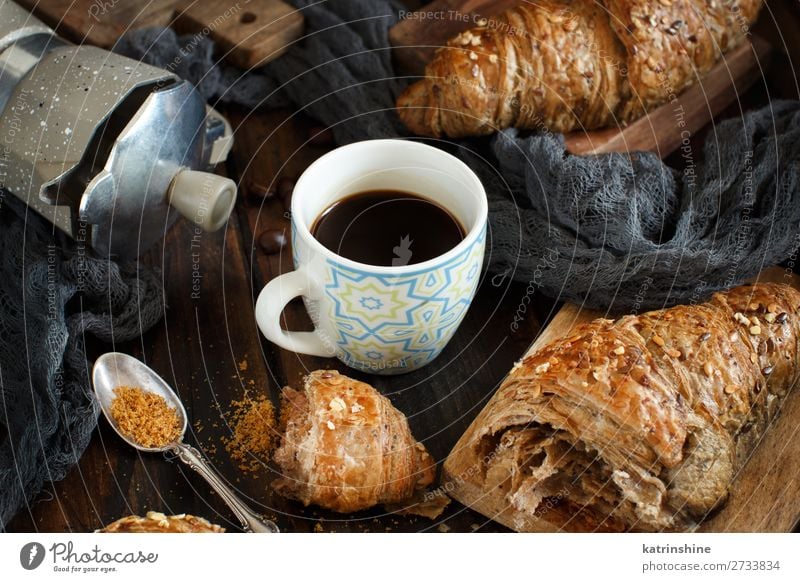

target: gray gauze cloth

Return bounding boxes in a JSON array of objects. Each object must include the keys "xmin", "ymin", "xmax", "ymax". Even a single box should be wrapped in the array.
[
  {"xmin": 0, "ymin": 194, "xmax": 163, "ymax": 529},
  {"xmin": 117, "ymin": 0, "xmax": 800, "ymax": 311}
]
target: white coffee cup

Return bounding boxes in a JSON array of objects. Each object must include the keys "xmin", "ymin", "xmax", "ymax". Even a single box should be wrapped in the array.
[{"xmin": 255, "ymin": 139, "xmax": 487, "ymax": 375}]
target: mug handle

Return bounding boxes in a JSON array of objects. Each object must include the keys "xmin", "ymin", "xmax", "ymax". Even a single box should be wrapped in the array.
[{"xmin": 255, "ymin": 267, "xmax": 335, "ymax": 357}]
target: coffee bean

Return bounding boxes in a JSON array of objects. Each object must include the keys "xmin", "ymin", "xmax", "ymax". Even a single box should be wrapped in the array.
[
  {"xmin": 308, "ymin": 126, "xmax": 334, "ymax": 146},
  {"xmin": 277, "ymin": 176, "xmax": 295, "ymax": 210},
  {"xmin": 246, "ymin": 180, "xmax": 275, "ymax": 205},
  {"xmin": 258, "ymin": 229, "xmax": 288, "ymax": 255}
]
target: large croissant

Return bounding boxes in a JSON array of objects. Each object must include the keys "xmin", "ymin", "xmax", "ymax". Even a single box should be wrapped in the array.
[
  {"xmin": 397, "ymin": 0, "xmax": 763, "ymax": 137},
  {"xmin": 272, "ymin": 370, "xmax": 436, "ymax": 513},
  {"xmin": 447, "ymin": 282, "xmax": 800, "ymax": 531}
]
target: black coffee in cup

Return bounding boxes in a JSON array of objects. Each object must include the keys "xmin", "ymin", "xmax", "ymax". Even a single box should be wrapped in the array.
[{"xmin": 310, "ymin": 190, "xmax": 465, "ymax": 267}]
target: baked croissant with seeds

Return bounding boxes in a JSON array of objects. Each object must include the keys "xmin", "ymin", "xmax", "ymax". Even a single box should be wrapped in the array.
[
  {"xmin": 272, "ymin": 370, "xmax": 436, "ymax": 513},
  {"xmin": 446, "ymin": 282, "xmax": 800, "ymax": 531},
  {"xmin": 397, "ymin": 0, "xmax": 763, "ymax": 137}
]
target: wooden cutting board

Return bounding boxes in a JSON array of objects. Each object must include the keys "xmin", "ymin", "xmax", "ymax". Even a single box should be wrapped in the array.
[
  {"xmin": 16, "ymin": 0, "xmax": 303, "ymax": 69},
  {"xmin": 172, "ymin": 0, "xmax": 304, "ymax": 69},
  {"xmin": 389, "ymin": 0, "xmax": 772, "ymax": 156},
  {"xmin": 16, "ymin": 0, "xmax": 183, "ymax": 48},
  {"xmin": 443, "ymin": 267, "xmax": 800, "ymax": 532}
]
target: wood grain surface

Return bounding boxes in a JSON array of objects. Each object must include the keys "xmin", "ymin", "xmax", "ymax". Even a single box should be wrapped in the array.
[
  {"xmin": 17, "ymin": 0, "xmax": 303, "ymax": 69},
  {"xmin": 443, "ymin": 267, "xmax": 800, "ymax": 532},
  {"xmin": 173, "ymin": 0, "xmax": 304, "ymax": 69},
  {"xmin": 16, "ymin": 0, "xmax": 181, "ymax": 48}
]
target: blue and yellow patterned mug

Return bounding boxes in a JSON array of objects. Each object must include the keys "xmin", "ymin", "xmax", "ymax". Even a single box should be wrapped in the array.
[{"xmin": 255, "ymin": 139, "xmax": 487, "ymax": 375}]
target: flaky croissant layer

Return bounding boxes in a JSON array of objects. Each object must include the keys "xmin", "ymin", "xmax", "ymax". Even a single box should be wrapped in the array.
[
  {"xmin": 98, "ymin": 512, "xmax": 224, "ymax": 533},
  {"xmin": 272, "ymin": 370, "xmax": 436, "ymax": 513},
  {"xmin": 454, "ymin": 282, "xmax": 800, "ymax": 531}
]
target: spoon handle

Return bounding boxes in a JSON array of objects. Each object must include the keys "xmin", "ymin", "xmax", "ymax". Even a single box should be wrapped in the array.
[{"xmin": 173, "ymin": 442, "xmax": 279, "ymax": 533}]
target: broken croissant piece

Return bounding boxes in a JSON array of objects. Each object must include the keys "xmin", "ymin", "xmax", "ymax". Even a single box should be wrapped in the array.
[
  {"xmin": 272, "ymin": 370, "xmax": 436, "ymax": 513},
  {"xmin": 397, "ymin": 0, "xmax": 763, "ymax": 137},
  {"xmin": 98, "ymin": 511, "xmax": 224, "ymax": 533},
  {"xmin": 448, "ymin": 282, "xmax": 800, "ymax": 531}
]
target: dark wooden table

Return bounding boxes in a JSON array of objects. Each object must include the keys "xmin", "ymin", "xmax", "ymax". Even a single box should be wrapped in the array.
[
  {"xmin": 8, "ymin": 106, "xmax": 558, "ymax": 533},
  {"xmin": 8, "ymin": 1, "xmax": 800, "ymax": 533}
]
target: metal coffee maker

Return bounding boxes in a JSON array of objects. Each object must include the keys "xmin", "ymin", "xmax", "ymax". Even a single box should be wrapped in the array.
[{"xmin": 0, "ymin": 1, "xmax": 237, "ymax": 258}]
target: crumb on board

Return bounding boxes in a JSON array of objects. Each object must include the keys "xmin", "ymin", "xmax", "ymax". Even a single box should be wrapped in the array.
[
  {"xmin": 221, "ymin": 394, "xmax": 276, "ymax": 473},
  {"xmin": 384, "ymin": 491, "xmax": 451, "ymax": 519},
  {"xmin": 110, "ymin": 386, "xmax": 181, "ymax": 448},
  {"xmin": 238, "ymin": 358, "xmax": 248, "ymax": 372}
]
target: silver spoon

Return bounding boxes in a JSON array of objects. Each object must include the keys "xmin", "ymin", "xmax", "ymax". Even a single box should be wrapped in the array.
[{"xmin": 92, "ymin": 352, "xmax": 279, "ymax": 533}]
